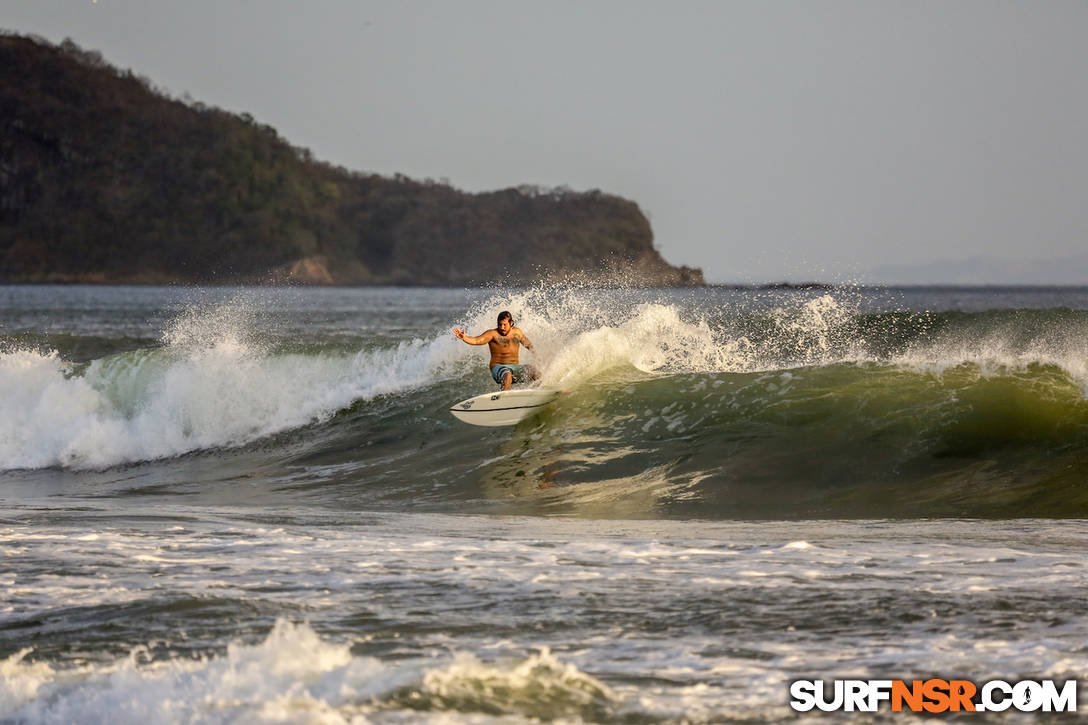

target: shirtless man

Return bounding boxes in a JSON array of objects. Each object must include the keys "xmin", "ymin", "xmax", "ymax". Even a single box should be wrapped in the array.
[{"xmin": 453, "ymin": 311, "xmax": 537, "ymax": 390}]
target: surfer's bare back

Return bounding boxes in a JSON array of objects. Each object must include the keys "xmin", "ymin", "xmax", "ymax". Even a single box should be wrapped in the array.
[{"xmin": 453, "ymin": 310, "xmax": 538, "ymax": 390}]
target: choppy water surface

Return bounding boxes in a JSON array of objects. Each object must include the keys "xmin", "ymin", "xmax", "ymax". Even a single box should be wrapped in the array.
[{"xmin": 2, "ymin": 284, "xmax": 1088, "ymax": 723}]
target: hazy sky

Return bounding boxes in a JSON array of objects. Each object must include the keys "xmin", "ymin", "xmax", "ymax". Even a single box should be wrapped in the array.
[{"xmin": 5, "ymin": 1, "xmax": 1087, "ymax": 283}]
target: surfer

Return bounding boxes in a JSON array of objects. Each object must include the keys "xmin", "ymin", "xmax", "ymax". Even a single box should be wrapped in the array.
[{"xmin": 453, "ymin": 311, "xmax": 538, "ymax": 390}]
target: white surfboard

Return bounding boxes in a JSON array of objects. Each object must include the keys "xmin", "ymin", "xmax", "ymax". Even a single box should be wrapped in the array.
[{"xmin": 449, "ymin": 388, "xmax": 561, "ymax": 427}]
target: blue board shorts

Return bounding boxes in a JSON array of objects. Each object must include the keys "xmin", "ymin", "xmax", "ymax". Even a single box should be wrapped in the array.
[{"xmin": 491, "ymin": 363, "xmax": 530, "ymax": 386}]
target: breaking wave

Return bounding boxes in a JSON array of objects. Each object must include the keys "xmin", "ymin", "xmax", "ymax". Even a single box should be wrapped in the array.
[
  {"xmin": 1, "ymin": 619, "xmax": 617, "ymax": 724},
  {"xmin": 3, "ymin": 285, "xmax": 1087, "ymax": 517}
]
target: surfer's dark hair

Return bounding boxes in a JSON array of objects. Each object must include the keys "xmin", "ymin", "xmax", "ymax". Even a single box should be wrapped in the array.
[{"xmin": 497, "ymin": 311, "xmax": 513, "ymax": 325}]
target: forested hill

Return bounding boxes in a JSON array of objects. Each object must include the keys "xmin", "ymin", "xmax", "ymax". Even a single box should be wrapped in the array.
[{"xmin": 0, "ymin": 34, "xmax": 703, "ymax": 286}]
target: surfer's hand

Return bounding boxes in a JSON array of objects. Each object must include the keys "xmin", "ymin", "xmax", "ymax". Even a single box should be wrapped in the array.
[{"xmin": 453, "ymin": 328, "xmax": 464, "ymax": 339}]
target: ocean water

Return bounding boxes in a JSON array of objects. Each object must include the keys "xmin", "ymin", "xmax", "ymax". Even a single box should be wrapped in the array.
[{"xmin": 2, "ymin": 284, "xmax": 1087, "ymax": 723}]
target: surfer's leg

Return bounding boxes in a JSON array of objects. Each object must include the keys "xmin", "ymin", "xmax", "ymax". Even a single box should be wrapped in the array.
[{"xmin": 501, "ymin": 370, "xmax": 512, "ymax": 390}]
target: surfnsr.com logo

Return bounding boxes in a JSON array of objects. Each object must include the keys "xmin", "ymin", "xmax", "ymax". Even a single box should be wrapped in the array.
[{"xmin": 790, "ymin": 679, "xmax": 1077, "ymax": 713}]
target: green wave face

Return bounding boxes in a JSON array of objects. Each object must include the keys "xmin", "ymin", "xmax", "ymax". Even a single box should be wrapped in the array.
[{"xmin": 477, "ymin": 362, "xmax": 1088, "ymax": 519}]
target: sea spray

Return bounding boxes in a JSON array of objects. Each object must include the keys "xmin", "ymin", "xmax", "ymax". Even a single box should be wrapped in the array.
[
  {"xmin": 463, "ymin": 284, "xmax": 872, "ymax": 383},
  {"xmin": 0, "ymin": 294, "xmax": 473, "ymax": 470},
  {"xmin": 893, "ymin": 307, "xmax": 1088, "ymax": 393}
]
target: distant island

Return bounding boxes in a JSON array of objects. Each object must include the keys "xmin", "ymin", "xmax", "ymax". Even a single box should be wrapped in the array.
[{"xmin": 0, "ymin": 33, "xmax": 703, "ymax": 286}]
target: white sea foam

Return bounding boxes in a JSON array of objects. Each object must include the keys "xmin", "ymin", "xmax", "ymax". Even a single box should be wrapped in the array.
[
  {"xmin": 2, "ymin": 619, "xmax": 619, "ymax": 725},
  {"xmin": 0, "ymin": 298, "xmax": 476, "ymax": 470}
]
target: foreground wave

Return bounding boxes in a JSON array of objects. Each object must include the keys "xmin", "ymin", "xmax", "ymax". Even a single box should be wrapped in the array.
[
  {"xmin": 6, "ymin": 514, "xmax": 1084, "ymax": 724},
  {"xmin": 1, "ymin": 620, "xmax": 619, "ymax": 724}
]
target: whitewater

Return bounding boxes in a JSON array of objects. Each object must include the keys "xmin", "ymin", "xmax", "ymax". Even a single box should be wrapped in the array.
[{"xmin": 2, "ymin": 284, "xmax": 1088, "ymax": 723}]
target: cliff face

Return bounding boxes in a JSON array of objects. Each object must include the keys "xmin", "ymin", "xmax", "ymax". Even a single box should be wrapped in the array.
[{"xmin": 0, "ymin": 34, "xmax": 703, "ymax": 286}]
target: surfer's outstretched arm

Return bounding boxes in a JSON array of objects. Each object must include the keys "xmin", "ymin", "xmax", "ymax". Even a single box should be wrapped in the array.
[{"xmin": 453, "ymin": 328, "xmax": 494, "ymax": 345}]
